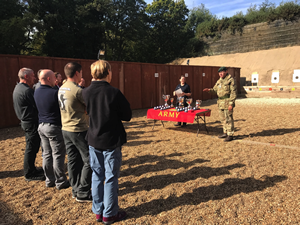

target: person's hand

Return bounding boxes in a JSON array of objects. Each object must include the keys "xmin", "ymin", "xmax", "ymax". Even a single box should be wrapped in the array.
[
  {"xmin": 203, "ymin": 88, "xmax": 210, "ymax": 92},
  {"xmin": 173, "ymin": 91, "xmax": 176, "ymax": 96},
  {"xmin": 228, "ymin": 105, "xmax": 233, "ymax": 111}
]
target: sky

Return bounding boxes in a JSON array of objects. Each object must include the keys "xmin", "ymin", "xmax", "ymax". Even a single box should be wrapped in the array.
[{"xmin": 144, "ymin": 0, "xmax": 288, "ymax": 18}]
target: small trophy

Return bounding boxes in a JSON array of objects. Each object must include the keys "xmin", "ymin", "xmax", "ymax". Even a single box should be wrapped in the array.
[
  {"xmin": 186, "ymin": 98, "xmax": 193, "ymax": 110},
  {"xmin": 162, "ymin": 94, "xmax": 170, "ymax": 107},
  {"xmin": 195, "ymin": 100, "xmax": 202, "ymax": 109},
  {"xmin": 170, "ymin": 98, "xmax": 174, "ymax": 107},
  {"xmin": 179, "ymin": 97, "xmax": 184, "ymax": 109}
]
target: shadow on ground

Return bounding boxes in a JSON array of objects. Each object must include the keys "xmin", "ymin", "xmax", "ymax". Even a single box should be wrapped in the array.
[
  {"xmin": 0, "ymin": 170, "xmax": 23, "ymax": 179},
  {"xmin": 121, "ymin": 153, "xmax": 209, "ymax": 177},
  {"xmin": 120, "ymin": 163, "xmax": 245, "ymax": 195},
  {"xmin": 125, "ymin": 175, "xmax": 287, "ymax": 218},
  {"xmin": 0, "ymin": 200, "xmax": 33, "ymax": 224}
]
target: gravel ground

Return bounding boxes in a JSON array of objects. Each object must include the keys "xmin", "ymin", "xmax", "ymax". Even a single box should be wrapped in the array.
[
  {"xmin": 236, "ymin": 97, "xmax": 300, "ymax": 105},
  {"xmin": 1, "ymin": 97, "xmax": 300, "ymax": 224}
]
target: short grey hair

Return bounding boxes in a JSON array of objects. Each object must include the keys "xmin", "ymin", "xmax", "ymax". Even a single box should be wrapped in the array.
[{"xmin": 18, "ymin": 68, "xmax": 33, "ymax": 79}]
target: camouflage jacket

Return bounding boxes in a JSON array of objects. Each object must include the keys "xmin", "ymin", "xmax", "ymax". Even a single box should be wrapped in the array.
[{"xmin": 209, "ymin": 74, "xmax": 237, "ymax": 109}]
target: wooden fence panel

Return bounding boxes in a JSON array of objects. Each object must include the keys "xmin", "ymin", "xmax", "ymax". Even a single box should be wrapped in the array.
[
  {"xmin": 156, "ymin": 64, "xmax": 170, "ymax": 106},
  {"xmin": 141, "ymin": 64, "xmax": 157, "ymax": 108},
  {"xmin": 1, "ymin": 56, "xmax": 20, "ymax": 127},
  {"xmin": 202, "ymin": 66, "xmax": 213, "ymax": 100},
  {"xmin": 169, "ymin": 65, "xmax": 182, "ymax": 106},
  {"xmin": 193, "ymin": 66, "xmax": 203, "ymax": 102},
  {"xmin": 124, "ymin": 63, "xmax": 142, "ymax": 109}
]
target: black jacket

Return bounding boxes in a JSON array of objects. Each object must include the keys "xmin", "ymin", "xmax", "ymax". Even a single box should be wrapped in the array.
[
  {"xmin": 82, "ymin": 81, "xmax": 132, "ymax": 149},
  {"xmin": 13, "ymin": 83, "xmax": 39, "ymax": 123}
]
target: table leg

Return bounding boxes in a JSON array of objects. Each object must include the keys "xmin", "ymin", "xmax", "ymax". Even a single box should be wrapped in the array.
[
  {"xmin": 152, "ymin": 120, "xmax": 165, "ymax": 130},
  {"xmin": 196, "ymin": 116, "xmax": 200, "ymax": 137},
  {"xmin": 152, "ymin": 120, "xmax": 156, "ymax": 130},
  {"xmin": 203, "ymin": 115, "xmax": 209, "ymax": 134}
]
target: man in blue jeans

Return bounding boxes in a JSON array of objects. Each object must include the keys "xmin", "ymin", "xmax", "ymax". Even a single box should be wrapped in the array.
[{"xmin": 82, "ymin": 60, "xmax": 132, "ymax": 224}]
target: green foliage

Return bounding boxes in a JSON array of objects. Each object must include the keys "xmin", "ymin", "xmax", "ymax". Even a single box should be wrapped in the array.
[
  {"xmin": 228, "ymin": 15, "xmax": 247, "ymax": 35},
  {"xmin": 2, "ymin": 0, "xmax": 300, "ymax": 63},
  {"xmin": 186, "ymin": 4, "xmax": 214, "ymax": 33},
  {"xmin": 145, "ymin": 0, "xmax": 189, "ymax": 63},
  {"xmin": 272, "ymin": 1, "xmax": 300, "ymax": 21},
  {"xmin": 0, "ymin": 0, "xmax": 28, "ymax": 54},
  {"xmin": 244, "ymin": 0, "xmax": 276, "ymax": 23}
]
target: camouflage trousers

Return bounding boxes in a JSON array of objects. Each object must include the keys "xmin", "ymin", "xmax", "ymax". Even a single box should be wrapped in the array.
[{"xmin": 218, "ymin": 108, "xmax": 234, "ymax": 136}]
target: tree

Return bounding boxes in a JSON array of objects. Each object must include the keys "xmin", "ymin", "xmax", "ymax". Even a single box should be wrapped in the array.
[
  {"xmin": 145, "ymin": 0, "xmax": 189, "ymax": 63},
  {"xmin": 186, "ymin": 4, "xmax": 214, "ymax": 33},
  {"xmin": 0, "ymin": 0, "xmax": 30, "ymax": 54}
]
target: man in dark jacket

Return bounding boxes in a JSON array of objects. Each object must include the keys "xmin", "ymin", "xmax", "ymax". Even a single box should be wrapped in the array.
[
  {"xmin": 34, "ymin": 69, "xmax": 69, "ymax": 189},
  {"xmin": 12, "ymin": 68, "xmax": 45, "ymax": 181},
  {"xmin": 82, "ymin": 60, "xmax": 132, "ymax": 224}
]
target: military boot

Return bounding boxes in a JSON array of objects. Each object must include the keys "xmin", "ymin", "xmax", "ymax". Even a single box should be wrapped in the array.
[
  {"xmin": 224, "ymin": 136, "xmax": 233, "ymax": 142},
  {"xmin": 218, "ymin": 133, "xmax": 227, "ymax": 138}
]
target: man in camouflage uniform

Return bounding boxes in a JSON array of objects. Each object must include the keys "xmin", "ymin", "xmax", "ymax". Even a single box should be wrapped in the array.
[{"xmin": 203, "ymin": 67, "xmax": 237, "ymax": 141}]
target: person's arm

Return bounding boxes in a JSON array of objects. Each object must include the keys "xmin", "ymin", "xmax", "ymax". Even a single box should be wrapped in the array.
[
  {"xmin": 26, "ymin": 88, "xmax": 38, "ymax": 110},
  {"xmin": 228, "ymin": 77, "xmax": 237, "ymax": 111},
  {"xmin": 116, "ymin": 91, "xmax": 132, "ymax": 121},
  {"xmin": 204, "ymin": 82, "xmax": 218, "ymax": 94}
]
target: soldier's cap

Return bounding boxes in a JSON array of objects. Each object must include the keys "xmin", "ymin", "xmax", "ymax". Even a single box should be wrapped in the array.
[{"xmin": 218, "ymin": 66, "xmax": 227, "ymax": 72}]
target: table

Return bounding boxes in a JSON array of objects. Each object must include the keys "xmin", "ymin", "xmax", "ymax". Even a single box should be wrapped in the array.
[{"xmin": 147, "ymin": 108, "xmax": 211, "ymax": 136}]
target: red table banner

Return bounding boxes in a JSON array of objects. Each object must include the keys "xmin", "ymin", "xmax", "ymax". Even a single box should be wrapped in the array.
[{"xmin": 147, "ymin": 108, "xmax": 211, "ymax": 123}]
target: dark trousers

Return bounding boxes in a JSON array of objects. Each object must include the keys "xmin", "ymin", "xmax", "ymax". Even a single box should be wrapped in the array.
[
  {"xmin": 176, "ymin": 101, "xmax": 187, "ymax": 125},
  {"xmin": 62, "ymin": 130, "xmax": 92, "ymax": 198},
  {"xmin": 21, "ymin": 122, "xmax": 41, "ymax": 178}
]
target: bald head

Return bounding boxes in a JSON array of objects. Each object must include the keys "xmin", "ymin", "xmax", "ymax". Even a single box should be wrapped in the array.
[{"xmin": 40, "ymin": 69, "xmax": 56, "ymax": 87}]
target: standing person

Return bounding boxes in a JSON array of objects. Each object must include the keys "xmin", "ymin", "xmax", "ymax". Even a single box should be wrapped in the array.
[
  {"xmin": 12, "ymin": 68, "xmax": 45, "ymax": 181},
  {"xmin": 82, "ymin": 60, "xmax": 132, "ymax": 224},
  {"xmin": 34, "ymin": 69, "xmax": 70, "ymax": 189},
  {"xmin": 173, "ymin": 75, "xmax": 191, "ymax": 127},
  {"xmin": 53, "ymin": 72, "xmax": 62, "ymax": 90},
  {"xmin": 203, "ymin": 66, "xmax": 237, "ymax": 142},
  {"xmin": 58, "ymin": 62, "xmax": 92, "ymax": 202}
]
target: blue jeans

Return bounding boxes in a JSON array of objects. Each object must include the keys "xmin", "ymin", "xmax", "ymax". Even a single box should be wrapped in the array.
[{"xmin": 89, "ymin": 146, "xmax": 122, "ymax": 217}]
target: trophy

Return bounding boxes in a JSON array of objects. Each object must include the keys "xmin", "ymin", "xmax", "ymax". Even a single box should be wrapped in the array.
[
  {"xmin": 162, "ymin": 94, "xmax": 170, "ymax": 107},
  {"xmin": 179, "ymin": 97, "xmax": 184, "ymax": 109},
  {"xmin": 186, "ymin": 98, "xmax": 193, "ymax": 110},
  {"xmin": 170, "ymin": 98, "xmax": 174, "ymax": 107},
  {"xmin": 195, "ymin": 100, "xmax": 202, "ymax": 109}
]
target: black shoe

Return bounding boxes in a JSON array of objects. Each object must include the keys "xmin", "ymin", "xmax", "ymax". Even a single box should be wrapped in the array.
[
  {"xmin": 174, "ymin": 123, "xmax": 181, "ymax": 126},
  {"xmin": 25, "ymin": 175, "xmax": 45, "ymax": 181},
  {"xmin": 181, "ymin": 124, "xmax": 186, "ymax": 127},
  {"xmin": 218, "ymin": 133, "xmax": 228, "ymax": 138},
  {"xmin": 35, "ymin": 168, "xmax": 44, "ymax": 175},
  {"xmin": 224, "ymin": 136, "xmax": 233, "ymax": 142},
  {"xmin": 56, "ymin": 181, "xmax": 70, "ymax": 190},
  {"xmin": 46, "ymin": 183, "xmax": 55, "ymax": 188},
  {"xmin": 76, "ymin": 195, "xmax": 92, "ymax": 203}
]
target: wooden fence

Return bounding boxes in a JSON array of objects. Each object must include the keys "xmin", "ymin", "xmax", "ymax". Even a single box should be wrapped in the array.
[{"xmin": 0, "ymin": 54, "xmax": 240, "ymax": 128}]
